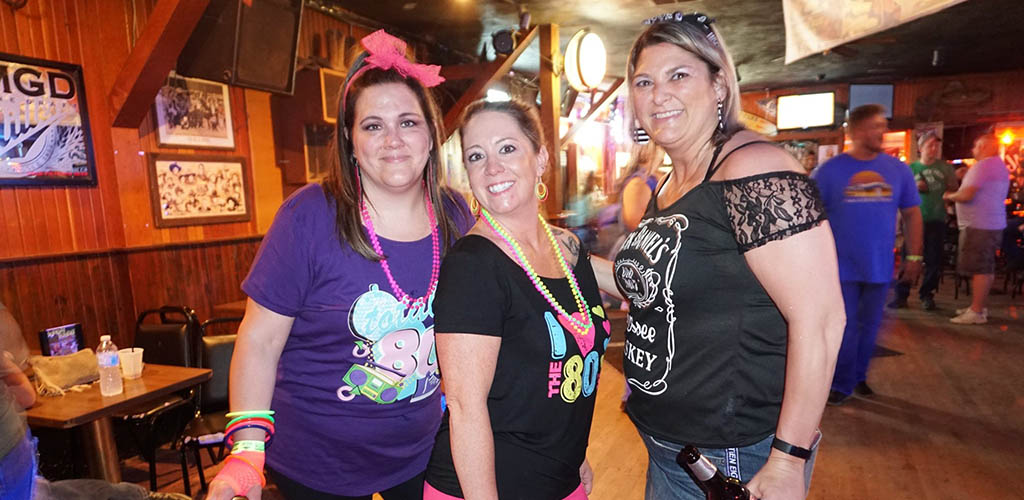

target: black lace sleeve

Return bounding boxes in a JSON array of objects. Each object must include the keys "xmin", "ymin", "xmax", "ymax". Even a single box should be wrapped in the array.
[{"xmin": 719, "ymin": 171, "xmax": 826, "ymax": 253}]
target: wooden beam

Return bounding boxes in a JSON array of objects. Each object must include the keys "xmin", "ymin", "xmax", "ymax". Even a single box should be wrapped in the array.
[
  {"xmin": 109, "ymin": 0, "xmax": 210, "ymax": 128},
  {"xmin": 538, "ymin": 24, "xmax": 563, "ymax": 215},
  {"xmin": 441, "ymin": 63, "xmax": 493, "ymax": 81},
  {"xmin": 442, "ymin": 25, "xmax": 539, "ymax": 137},
  {"xmin": 559, "ymin": 77, "xmax": 624, "ymax": 149}
]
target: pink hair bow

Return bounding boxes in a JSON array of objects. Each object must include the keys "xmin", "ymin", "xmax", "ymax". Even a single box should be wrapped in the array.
[{"xmin": 342, "ymin": 30, "xmax": 445, "ymax": 108}]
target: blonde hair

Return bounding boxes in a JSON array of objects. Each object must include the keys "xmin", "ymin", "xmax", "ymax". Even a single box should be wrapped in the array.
[{"xmin": 626, "ymin": 19, "xmax": 743, "ymax": 144}]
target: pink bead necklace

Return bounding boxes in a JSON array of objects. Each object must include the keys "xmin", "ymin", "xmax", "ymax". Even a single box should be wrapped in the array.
[{"xmin": 359, "ymin": 190, "xmax": 440, "ymax": 307}]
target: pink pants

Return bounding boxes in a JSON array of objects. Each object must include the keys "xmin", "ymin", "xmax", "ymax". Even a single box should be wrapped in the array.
[{"xmin": 424, "ymin": 481, "xmax": 588, "ymax": 500}]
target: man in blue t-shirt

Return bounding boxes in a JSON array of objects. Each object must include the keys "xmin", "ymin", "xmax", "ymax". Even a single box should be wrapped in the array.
[{"xmin": 811, "ymin": 104, "xmax": 923, "ymax": 405}]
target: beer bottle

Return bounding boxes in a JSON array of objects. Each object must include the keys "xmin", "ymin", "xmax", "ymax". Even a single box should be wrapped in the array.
[{"xmin": 676, "ymin": 445, "xmax": 750, "ymax": 500}]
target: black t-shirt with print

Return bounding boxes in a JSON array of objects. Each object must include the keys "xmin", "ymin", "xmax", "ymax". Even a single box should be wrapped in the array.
[
  {"xmin": 613, "ymin": 170, "xmax": 826, "ymax": 448},
  {"xmin": 426, "ymin": 235, "xmax": 611, "ymax": 500}
]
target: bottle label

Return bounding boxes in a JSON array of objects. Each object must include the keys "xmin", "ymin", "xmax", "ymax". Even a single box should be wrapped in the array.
[{"xmin": 99, "ymin": 353, "xmax": 120, "ymax": 368}]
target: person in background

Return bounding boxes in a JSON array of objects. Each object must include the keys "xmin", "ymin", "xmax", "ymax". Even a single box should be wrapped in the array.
[
  {"xmin": 596, "ymin": 141, "xmax": 664, "ymax": 410},
  {"xmin": 890, "ymin": 130, "xmax": 957, "ymax": 311},
  {"xmin": 566, "ymin": 172, "xmax": 605, "ymax": 249},
  {"xmin": 593, "ymin": 12, "xmax": 845, "ymax": 500},
  {"xmin": 2, "ymin": 304, "xmax": 187, "ymax": 500},
  {"xmin": 424, "ymin": 99, "xmax": 610, "ymax": 500},
  {"xmin": 207, "ymin": 29, "xmax": 472, "ymax": 500},
  {"xmin": 591, "ymin": 141, "xmax": 664, "ymax": 280},
  {"xmin": 617, "ymin": 142, "xmax": 665, "ymax": 235},
  {"xmin": 812, "ymin": 104, "xmax": 923, "ymax": 406},
  {"xmin": 943, "ymin": 133, "xmax": 1011, "ymax": 324},
  {"xmin": 1, "ymin": 300, "xmax": 36, "ymax": 500}
]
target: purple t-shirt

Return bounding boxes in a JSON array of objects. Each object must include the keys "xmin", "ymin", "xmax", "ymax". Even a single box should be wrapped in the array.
[
  {"xmin": 242, "ymin": 183, "xmax": 472, "ymax": 495},
  {"xmin": 956, "ymin": 156, "xmax": 1009, "ymax": 230}
]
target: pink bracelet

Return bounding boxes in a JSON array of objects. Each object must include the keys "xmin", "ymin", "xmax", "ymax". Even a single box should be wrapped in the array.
[{"xmin": 214, "ymin": 451, "xmax": 265, "ymax": 496}]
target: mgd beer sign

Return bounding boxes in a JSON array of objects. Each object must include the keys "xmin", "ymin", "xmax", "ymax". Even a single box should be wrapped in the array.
[{"xmin": 0, "ymin": 53, "xmax": 97, "ymax": 186}]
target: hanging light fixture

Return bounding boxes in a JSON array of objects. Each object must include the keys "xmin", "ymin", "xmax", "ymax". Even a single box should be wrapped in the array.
[{"xmin": 563, "ymin": 29, "xmax": 606, "ymax": 91}]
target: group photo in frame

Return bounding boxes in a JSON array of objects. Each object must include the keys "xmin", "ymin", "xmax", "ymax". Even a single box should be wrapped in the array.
[
  {"xmin": 153, "ymin": 73, "xmax": 235, "ymax": 149},
  {"xmin": 0, "ymin": 52, "xmax": 98, "ymax": 186},
  {"xmin": 147, "ymin": 154, "xmax": 251, "ymax": 228}
]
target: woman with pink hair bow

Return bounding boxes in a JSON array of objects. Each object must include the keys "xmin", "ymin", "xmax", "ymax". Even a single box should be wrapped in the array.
[{"xmin": 208, "ymin": 30, "xmax": 473, "ymax": 500}]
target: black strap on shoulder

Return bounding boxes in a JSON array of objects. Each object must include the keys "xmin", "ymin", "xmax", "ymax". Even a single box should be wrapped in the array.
[{"xmin": 703, "ymin": 140, "xmax": 775, "ymax": 182}]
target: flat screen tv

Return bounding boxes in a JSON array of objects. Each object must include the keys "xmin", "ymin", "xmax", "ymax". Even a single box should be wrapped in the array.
[
  {"xmin": 776, "ymin": 92, "xmax": 835, "ymax": 130},
  {"xmin": 849, "ymin": 84, "xmax": 894, "ymax": 119}
]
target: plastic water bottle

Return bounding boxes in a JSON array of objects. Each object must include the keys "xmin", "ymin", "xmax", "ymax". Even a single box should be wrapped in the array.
[{"xmin": 97, "ymin": 335, "xmax": 123, "ymax": 396}]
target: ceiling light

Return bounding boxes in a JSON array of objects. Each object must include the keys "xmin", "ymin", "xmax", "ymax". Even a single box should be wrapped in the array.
[
  {"xmin": 564, "ymin": 29, "xmax": 606, "ymax": 91},
  {"xmin": 485, "ymin": 89, "xmax": 511, "ymax": 102}
]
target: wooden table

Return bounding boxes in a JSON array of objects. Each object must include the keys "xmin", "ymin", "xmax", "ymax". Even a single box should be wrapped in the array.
[{"xmin": 26, "ymin": 364, "xmax": 212, "ymax": 482}]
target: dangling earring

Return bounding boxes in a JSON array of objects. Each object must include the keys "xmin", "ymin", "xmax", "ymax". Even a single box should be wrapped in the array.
[
  {"xmin": 717, "ymin": 100, "xmax": 725, "ymax": 132},
  {"xmin": 535, "ymin": 181, "xmax": 548, "ymax": 201},
  {"xmin": 469, "ymin": 197, "xmax": 481, "ymax": 216},
  {"xmin": 633, "ymin": 120, "xmax": 649, "ymax": 144}
]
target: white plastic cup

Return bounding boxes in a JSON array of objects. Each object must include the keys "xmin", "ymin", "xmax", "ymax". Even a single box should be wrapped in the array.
[{"xmin": 119, "ymin": 347, "xmax": 144, "ymax": 379}]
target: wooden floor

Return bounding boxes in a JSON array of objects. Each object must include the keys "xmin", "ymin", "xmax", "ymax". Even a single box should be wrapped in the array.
[{"xmin": 122, "ymin": 283, "xmax": 1023, "ymax": 500}]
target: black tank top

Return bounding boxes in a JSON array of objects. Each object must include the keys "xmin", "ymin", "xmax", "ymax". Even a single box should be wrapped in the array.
[{"xmin": 613, "ymin": 140, "xmax": 826, "ymax": 447}]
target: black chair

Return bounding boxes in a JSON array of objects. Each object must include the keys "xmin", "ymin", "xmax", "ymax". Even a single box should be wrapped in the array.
[
  {"xmin": 178, "ymin": 317, "xmax": 241, "ymax": 495},
  {"xmin": 116, "ymin": 306, "xmax": 201, "ymax": 491}
]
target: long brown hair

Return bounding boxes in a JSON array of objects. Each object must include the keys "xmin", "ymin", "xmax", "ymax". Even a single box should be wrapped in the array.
[{"xmin": 322, "ymin": 66, "xmax": 463, "ymax": 261}]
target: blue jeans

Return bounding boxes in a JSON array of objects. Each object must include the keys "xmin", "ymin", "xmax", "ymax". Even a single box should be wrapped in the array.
[
  {"xmin": 0, "ymin": 429, "xmax": 37, "ymax": 500},
  {"xmin": 833, "ymin": 281, "xmax": 889, "ymax": 395},
  {"xmin": 639, "ymin": 431, "xmax": 820, "ymax": 500}
]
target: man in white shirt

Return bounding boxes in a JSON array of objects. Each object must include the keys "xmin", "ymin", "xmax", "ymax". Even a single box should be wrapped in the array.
[{"xmin": 943, "ymin": 134, "xmax": 1011, "ymax": 324}]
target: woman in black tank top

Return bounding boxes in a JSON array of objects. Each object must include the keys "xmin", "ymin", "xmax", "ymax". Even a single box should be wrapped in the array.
[{"xmin": 590, "ymin": 13, "xmax": 846, "ymax": 500}]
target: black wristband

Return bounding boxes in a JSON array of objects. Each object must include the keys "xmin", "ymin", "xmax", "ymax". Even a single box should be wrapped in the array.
[{"xmin": 771, "ymin": 437, "xmax": 812, "ymax": 460}]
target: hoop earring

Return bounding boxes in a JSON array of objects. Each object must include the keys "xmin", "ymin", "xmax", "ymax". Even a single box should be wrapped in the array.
[
  {"xmin": 469, "ymin": 197, "xmax": 480, "ymax": 216},
  {"xmin": 717, "ymin": 100, "xmax": 725, "ymax": 132},
  {"xmin": 535, "ymin": 181, "xmax": 548, "ymax": 201}
]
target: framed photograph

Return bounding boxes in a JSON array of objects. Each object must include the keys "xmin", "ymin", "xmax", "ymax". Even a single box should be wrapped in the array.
[
  {"xmin": 304, "ymin": 124, "xmax": 333, "ymax": 183},
  {"xmin": 147, "ymin": 154, "xmax": 251, "ymax": 227},
  {"xmin": 0, "ymin": 52, "xmax": 98, "ymax": 186},
  {"xmin": 154, "ymin": 73, "xmax": 235, "ymax": 149},
  {"xmin": 38, "ymin": 323, "xmax": 85, "ymax": 356}
]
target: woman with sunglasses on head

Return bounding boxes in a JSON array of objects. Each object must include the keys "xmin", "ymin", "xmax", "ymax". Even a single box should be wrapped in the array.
[
  {"xmin": 207, "ymin": 30, "xmax": 473, "ymax": 500},
  {"xmin": 423, "ymin": 99, "xmax": 611, "ymax": 500},
  {"xmin": 589, "ymin": 12, "xmax": 845, "ymax": 500}
]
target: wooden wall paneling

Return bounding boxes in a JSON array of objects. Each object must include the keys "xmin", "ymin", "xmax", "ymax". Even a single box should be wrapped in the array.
[
  {"xmin": 892, "ymin": 70, "xmax": 1024, "ymax": 125},
  {"xmin": 110, "ymin": 253, "xmax": 137, "ymax": 342},
  {"xmin": 0, "ymin": 2, "xmax": 16, "ymax": 51},
  {"xmin": 111, "ymin": 127, "xmax": 153, "ymax": 248},
  {"xmin": 50, "ymin": 189, "xmax": 71, "ymax": 252},
  {"xmin": 0, "ymin": 192, "xmax": 17, "ymax": 258},
  {"xmin": 77, "ymin": 0, "xmax": 130, "ymax": 251},
  {"xmin": 245, "ymin": 89, "xmax": 285, "ymax": 233},
  {"xmin": 11, "ymin": 191, "xmax": 38, "ymax": 256},
  {"xmin": 24, "ymin": 0, "xmax": 46, "ymax": 57}
]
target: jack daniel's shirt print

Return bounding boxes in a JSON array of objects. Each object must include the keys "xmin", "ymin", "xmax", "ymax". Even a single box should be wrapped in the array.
[
  {"xmin": 614, "ymin": 214, "xmax": 689, "ymax": 396},
  {"xmin": 613, "ymin": 170, "xmax": 826, "ymax": 448}
]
